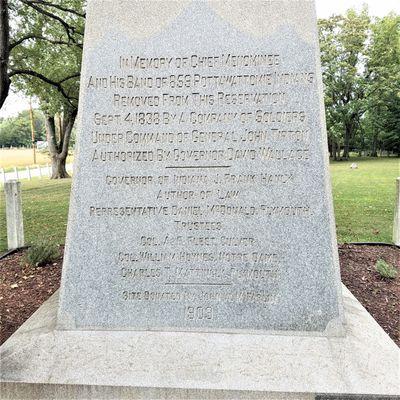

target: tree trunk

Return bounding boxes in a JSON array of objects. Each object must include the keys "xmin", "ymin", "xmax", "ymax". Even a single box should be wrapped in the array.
[
  {"xmin": 343, "ymin": 123, "xmax": 351, "ymax": 160},
  {"xmin": 371, "ymin": 133, "xmax": 378, "ymax": 157},
  {"xmin": 332, "ymin": 139, "xmax": 338, "ymax": 161},
  {"xmin": 45, "ymin": 108, "xmax": 77, "ymax": 178},
  {"xmin": 51, "ymin": 156, "xmax": 69, "ymax": 179},
  {"xmin": 336, "ymin": 143, "xmax": 341, "ymax": 161},
  {"xmin": 0, "ymin": 0, "xmax": 10, "ymax": 108}
]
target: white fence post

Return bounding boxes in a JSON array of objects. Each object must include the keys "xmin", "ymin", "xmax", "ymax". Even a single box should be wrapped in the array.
[
  {"xmin": 393, "ymin": 177, "xmax": 400, "ymax": 246},
  {"xmin": 38, "ymin": 164, "xmax": 43, "ymax": 178},
  {"xmin": 26, "ymin": 166, "xmax": 31, "ymax": 180},
  {"xmin": 0, "ymin": 168, "xmax": 5, "ymax": 184},
  {"xmin": 13, "ymin": 166, "xmax": 19, "ymax": 180},
  {"xmin": 4, "ymin": 180, "xmax": 25, "ymax": 249}
]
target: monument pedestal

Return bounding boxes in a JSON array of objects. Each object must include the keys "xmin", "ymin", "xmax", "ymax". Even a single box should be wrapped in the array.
[{"xmin": 1, "ymin": 286, "xmax": 398, "ymax": 399}]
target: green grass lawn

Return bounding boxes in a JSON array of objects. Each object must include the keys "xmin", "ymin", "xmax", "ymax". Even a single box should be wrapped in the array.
[
  {"xmin": 331, "ymin": 157, "xmax": 399, "ymax": 243},
  {"xmin": 0, "ymin": 179, "xmax": 71, "ymax": 252},
  {"xmin": 0, "ymin": 157, "xmax": 399, "ymax": 252}
]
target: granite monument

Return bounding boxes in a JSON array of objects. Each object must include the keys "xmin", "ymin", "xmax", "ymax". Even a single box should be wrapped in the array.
[{"xmin": 57, "ymin": 0, "xmax": 343, "ymax": 334}]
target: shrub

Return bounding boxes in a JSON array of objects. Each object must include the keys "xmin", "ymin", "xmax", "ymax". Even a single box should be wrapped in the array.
[
  {"xmin": 375, "ymin": 259, "xmax": 398, "ymax": 279},
  {"xmin": 25, "ymin": 241, "xmax": 59, "ymax": 267}
]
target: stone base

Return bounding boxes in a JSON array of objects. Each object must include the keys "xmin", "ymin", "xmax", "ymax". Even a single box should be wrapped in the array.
[{"xmin": 1, "ymin": 286, "xmax": 399, "ymax": 399}]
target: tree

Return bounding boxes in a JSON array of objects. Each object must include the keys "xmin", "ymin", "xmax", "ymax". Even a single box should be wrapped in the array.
[
  {"xmin": 0, "ymin": 109, "xmax": 45, "ymax": 147},
  {"xmin": 363, "ymin": 14, "xmax": 400, "ymax": 157},
  {"xmin": 2, "ymin": 0, "xmax": 85, "ymax": 177},
  {"xmin": 319, "ymin": 9, "xmax": 400, "ymax": 159},
  {"xmin": 319, "ymin": 8, "xmax": 370, "ymax": 160}
]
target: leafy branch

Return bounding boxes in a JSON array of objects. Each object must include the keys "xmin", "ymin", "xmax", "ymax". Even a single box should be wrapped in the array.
[
  {"xmin": 19, "ymin": 0, "xmax": 84, "ymax": 43},
  {"xmin": 10, "ymin": 34, "xmax": 83, "ymax": 50},
  {"xmin": 9, "ymin": 69, "xmax": 79, "ymax": 105},
  {"xmin": 28, "ymin": 0, "xmax": 85, "ymax": 18}
]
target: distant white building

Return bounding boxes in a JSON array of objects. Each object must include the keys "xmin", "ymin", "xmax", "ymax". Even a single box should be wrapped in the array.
[{"xmin": 36, "ymin": 141, "xmax": 48, "ymax": 150}]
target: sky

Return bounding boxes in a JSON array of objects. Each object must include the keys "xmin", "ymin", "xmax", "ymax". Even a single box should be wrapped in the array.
[
  {"xmin": 1, "ymin": 0, "xmax": 399, "ymax": 119},
  {"xmin": 315, "ymin": 0, "xmax": 399, "ymax": 18}
]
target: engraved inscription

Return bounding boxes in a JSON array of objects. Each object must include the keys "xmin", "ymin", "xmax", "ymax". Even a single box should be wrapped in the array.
[{"xmin": 82, "ymin": 50, "xmax": 317, "ymax": 324}]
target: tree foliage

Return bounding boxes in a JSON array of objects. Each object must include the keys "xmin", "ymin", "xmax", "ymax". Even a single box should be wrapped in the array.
[
  {"xmin": 363, "ymin": 13, "xmax": 400, "ymax": 156},
  {"xmin": 319, "ymin": 9, "xmax": 400, "ymax": 159},
  {"xmin": 0, "ymin": 109, "xmax": 45, "ymax": 147},
  {"xmin": 8, "ymin": 0, "xmax": 84, "ymax": 110},
  {"xmin": 4, "ymin": 0, "xmax": 85, "ymax": 177}
]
